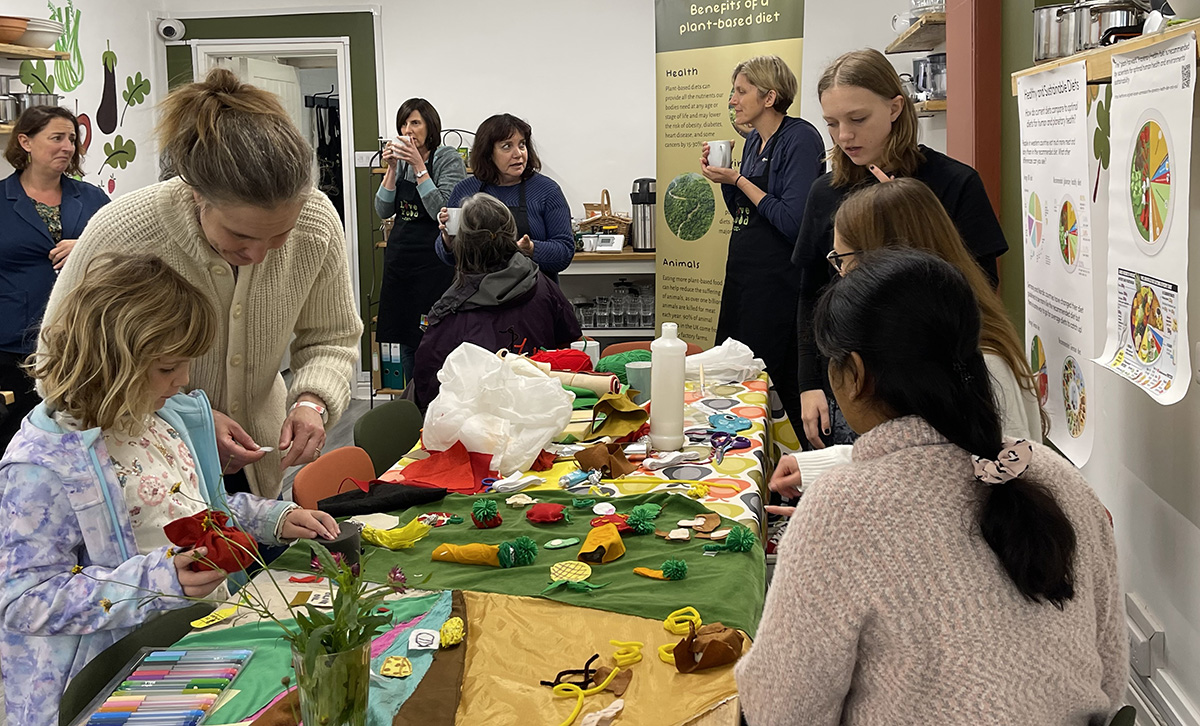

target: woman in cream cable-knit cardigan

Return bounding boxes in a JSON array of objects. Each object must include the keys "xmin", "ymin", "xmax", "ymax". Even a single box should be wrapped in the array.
[
  {"xmin": 738, "ymin": 250, "xmax": 1125, "ymax": 725},
  {"xmin": 41, "ymin": 69, "xmax": 362, "ymax": 498}
]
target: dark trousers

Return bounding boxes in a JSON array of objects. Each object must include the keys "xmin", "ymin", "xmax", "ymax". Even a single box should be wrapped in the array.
[{"xmin": 0, "ymin": 351, "xmax": 40, "ymax": 456}]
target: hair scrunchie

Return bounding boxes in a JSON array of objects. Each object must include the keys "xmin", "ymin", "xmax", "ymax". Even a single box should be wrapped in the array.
[{"xmin": 971, "ymin": 438, "xmax": 1034, "ymax": 485}]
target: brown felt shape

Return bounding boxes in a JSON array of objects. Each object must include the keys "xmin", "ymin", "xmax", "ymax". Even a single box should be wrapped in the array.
[
  {"xmin": 577, "ymin": 523, "xmax": 626, "ymax": 564},
  {"xmin": 591, "ymin": 665, "xmax": 632, "ymax": 696},
  {"xmin": 574, "ymin": 442, "xmax": 638, "ymax": 479},
  {"xmin": 674, "ymin": 621, "xmax": 745, "ymax": 673},
  {"xmin": 588, "ymin": 393, "xmax": 649, "ymax": 441}
]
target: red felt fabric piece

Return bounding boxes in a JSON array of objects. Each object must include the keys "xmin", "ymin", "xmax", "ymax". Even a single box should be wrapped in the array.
[
  {"xmin": 590, "ymin": 513, "xmax": 632, "ymax": 533},
  {"xmin": 399, "ymin": 442, "xmax": 497, "ymax": 494},
  {"xmin": 530, "ymin": 450, "xmax": 557, "ymax": 472},
  {"xmin": 530, "ymin": 349, "xmax": 593, "ymax": 372},
  {"xmin": 163, "ymin": 510, "xmax": 259, "ymax": 572},
  {"xmin": 526, "ymin": 502, "xmax": 569, "ymax": 524},
  {"xmin": 615, "ymin": 422, "xmax": 651, "ymax": 445}
]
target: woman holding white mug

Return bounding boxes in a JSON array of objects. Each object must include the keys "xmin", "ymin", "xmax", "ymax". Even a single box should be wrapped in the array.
[
  {"xmin": 699, "ymin": 55, "xmax": 824, "ymax": 427},
  {"xmin": 374, "ymin": 98, "xmax": 467, "ymax": 380}
]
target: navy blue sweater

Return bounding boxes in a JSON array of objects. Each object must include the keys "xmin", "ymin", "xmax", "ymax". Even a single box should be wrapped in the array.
[
  {"xmin": 721, "ymin": 115, "xmax": 825, "ymax": 242},
  {"xmin": 435, "ymin": 173, "xmax": 575, "ymax": 275}
]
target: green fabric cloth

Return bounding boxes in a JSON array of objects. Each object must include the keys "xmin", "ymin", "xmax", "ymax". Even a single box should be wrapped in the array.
[
  {"xmin": 563, "ymin": 384, "xmax": 599, "ymax": 409},
  {"xmin": 271, "ymin": 490, "xmax": 766, "ymax": 636},
  {"xmin": 595, "ymin": 349, "xmax": 652, "ymax": 385},
  {"xmin": 175, "ymin": 592, "xmax": 441, "ymax": 722}
]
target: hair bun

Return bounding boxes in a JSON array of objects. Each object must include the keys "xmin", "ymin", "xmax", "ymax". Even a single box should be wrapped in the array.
[{"xmin": 202, "ymin": 67, "xmax": 243, "ymax": 96}]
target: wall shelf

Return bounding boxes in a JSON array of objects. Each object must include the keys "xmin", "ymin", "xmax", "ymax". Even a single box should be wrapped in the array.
[
  {"xmin": 0, "ymin": 42, "xmax": 70, "ymax": 61},
  {"xmin": 1011, "ymin": 18, "xmax": 1200, "ymax": 95},
  {"xmin": 582, "ymin": 328, "xmax": 656, "ymax": 338},
  {"xmin": 0, "ymin": 123, "xmax": 12, "ymax": 135},
  {"xmin": 915, "ymin": 99, "xmax": 947, "ymax": 116},
  {"xmin": 886, "ymin": 13, "xmax": 946, "ymax": 54}
]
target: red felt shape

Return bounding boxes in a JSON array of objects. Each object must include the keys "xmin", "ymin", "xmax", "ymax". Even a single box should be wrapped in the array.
[
  {"xmin": 615, "ymin": 422, "xmax": 651, "ymax": 445},
  {"xmin": 530, "ymin": 349, "xmax": 593, "ymax": 373},
  {"xmin": 399, "ymin": 442, "xmax": 497, "ymax": 494},
  {"xmin": 530, "ymin": 450, "xmax": 557, "ymax": 472},
  {"xmin": 163, "ymin": 510, "xmax": 259, "ymax": 572},
  {"xmin": 471, "ymin": 513, "xmax": 503, "ymax": 529},
  {"xmin": 526, "ymin": 502, "xmax": 569, "ymax": 524},
  {"xmin": 590, "ymin": 513, "xmax": 632, "ymax": 533}
]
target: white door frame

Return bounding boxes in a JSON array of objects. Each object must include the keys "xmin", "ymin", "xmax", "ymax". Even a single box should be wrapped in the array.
[{"xmin": 190, "ymin": 37, "xmax": 362, "ymax": 326}]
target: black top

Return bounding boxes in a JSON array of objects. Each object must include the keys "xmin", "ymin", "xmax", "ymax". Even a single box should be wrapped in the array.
[{"xmin": 791, "ymin": 145, "xmax": 1008, "ymax": 391}]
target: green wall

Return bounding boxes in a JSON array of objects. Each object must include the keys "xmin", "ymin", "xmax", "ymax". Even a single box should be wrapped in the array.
[
  {"xmin": 1000, "ymin": 0, "xmax": 1037, "ymax": 331},
  {"xmin": 164, "ymin": 13, "xmax": 381, "ymax": 371}
]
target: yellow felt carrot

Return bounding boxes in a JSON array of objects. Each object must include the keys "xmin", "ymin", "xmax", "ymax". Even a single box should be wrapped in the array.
[{"xmin": 362, "ymin": 518, "xmax": 431, "ymax": 550}]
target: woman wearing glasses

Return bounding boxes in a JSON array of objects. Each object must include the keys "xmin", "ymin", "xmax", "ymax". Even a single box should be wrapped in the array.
[{"xmin": 792, "ymin": 49, "xmax": 1007, "ymax": 449}]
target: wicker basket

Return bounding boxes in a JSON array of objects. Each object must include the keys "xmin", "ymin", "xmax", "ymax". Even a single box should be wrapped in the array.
[{"xmin": 580, "ymin": 189, "xmax": 631, "ymax": 236}]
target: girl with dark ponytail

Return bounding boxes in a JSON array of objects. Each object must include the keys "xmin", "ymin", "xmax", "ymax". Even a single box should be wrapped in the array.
[{"xmin": 738, "ymin": 249, "xmax": 1126, "ymax": 725}]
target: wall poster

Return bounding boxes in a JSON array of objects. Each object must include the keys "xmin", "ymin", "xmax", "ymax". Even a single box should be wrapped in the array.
[
  {"xmin": 653, "ymin": 0, "xmax": 804, "ymax": 346},
  {"xmin": 1017, "ymin": 62, "xmax": 1095, "ymax": 464},
  {"xmin": 1095, "ymin": 33, "xmax": 1195, "ymax": 405}
]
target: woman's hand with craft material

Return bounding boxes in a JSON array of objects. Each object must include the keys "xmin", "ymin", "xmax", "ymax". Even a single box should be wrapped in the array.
[
  {"xmin": 800, "ymin": 389, "xmax": 830, "ymax": 450},
  {"xmin": 517, "ymin": 234, "xmax": 534, "ymax": 256},
  {"xmin": 49, "ymin": 238, "xmax": 77, "ymax": 270},
  {"xmin": 699, "ymin": 141, "xmax": 740, "ymax": 185},
  {"xmin": 173, "ymin": 547, "xmax": 227, "ymax": 597},
  {"xmin": 212, "ymin": 409, "xmax": 268, "ymax": 474},
  {"xmin": 769, "ymin": 453, "xmax": 803, "ymax": 499},
  {"xmin": 281, "ymin": 508, "xmax": 340, "ymax": 540},
  {"xmin": 279, "ymin": 394, "xmax": 326, "ymax": 469}
]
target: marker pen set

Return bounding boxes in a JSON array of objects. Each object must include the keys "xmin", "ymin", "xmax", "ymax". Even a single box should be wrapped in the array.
[{"xmin": 71, "ymin": 648, "xmax": 254, "ymax": 726}]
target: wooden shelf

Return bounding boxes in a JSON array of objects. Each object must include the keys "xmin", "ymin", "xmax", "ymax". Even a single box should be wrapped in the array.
[
  {"xmin": 0, "ymin": 124, "xmax": 12, "ymax": 135},
  {"xmin": 1011, "ymin": 18, "xmax": 1200, "ymax": 95},
  {"xmin": 375, "ymin": 387, "xmax": 406, "ymax": 396},
  {"xmin": 582, "ymin": 328, "xmax": 655, "ymax": 338},
  {"xmin": 572, "ymin": 251, "xmax": 655, "ymax": 262},
  {"xmin": 886, "ymin": 13, "xmax": 946, "ymax": 54},
  {"xmin": 0, "ymin": 42, "xmax": 70, "ymax": 61},
  {"xmin": 375, "ymin": 241, "xmax": 387, "ymax": 248},
  {"xmin": 915, "ymin": 99, "xmax": 947, "ymax": 116}
]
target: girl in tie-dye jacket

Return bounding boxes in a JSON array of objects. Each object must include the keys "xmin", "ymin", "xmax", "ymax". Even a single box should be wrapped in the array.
[{"xmin": 0, "ymin": 254, "xmax": 338, "ymax": 726}]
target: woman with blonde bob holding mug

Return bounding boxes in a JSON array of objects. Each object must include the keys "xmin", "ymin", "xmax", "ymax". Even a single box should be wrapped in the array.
[
  {"xmin": 699, "ymin": 55, "xmax": 824, "ymax": 426},
  {"xmin": 792, "ymin": 48, "xmax": 1008, "ymax": 449},
  {"xmin": 42, "ymin": 69, "xmax": 362, "ymax": 498}
]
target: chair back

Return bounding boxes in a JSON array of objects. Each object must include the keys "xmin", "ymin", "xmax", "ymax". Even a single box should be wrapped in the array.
[
  {"xmin": 601, "ymin": 340, "xmax": 703, "ymax": 358},
  {"xmin": 59, "ymin": 603, "xmax": 215, "ymax": 726},
  {"xmin": 1108, "ymin": 706, "xmax": 1137, "ymax": 726},
  {"xmin": 291, "ymin": 445, "xmax": 376, "ymax": 510},
  {"xmin": 354, "ymin": 399, "xmax": 423, "ymax": 477}
]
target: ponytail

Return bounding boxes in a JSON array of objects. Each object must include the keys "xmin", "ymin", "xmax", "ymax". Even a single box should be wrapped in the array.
[{"xmin": 814, "ymin": 249, "xmax": 1077, "ymax": 607}]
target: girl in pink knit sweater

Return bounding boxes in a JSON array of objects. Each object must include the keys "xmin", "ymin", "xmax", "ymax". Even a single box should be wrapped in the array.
[{"xmin": 738, "ymin": 249, "xmax": 1125, "ymax": 725}]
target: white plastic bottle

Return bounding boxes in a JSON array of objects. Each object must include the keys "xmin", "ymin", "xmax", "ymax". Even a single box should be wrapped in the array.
[{"xmin": 650, "ymin": 322, "xmax": 687, "ymax": 451}]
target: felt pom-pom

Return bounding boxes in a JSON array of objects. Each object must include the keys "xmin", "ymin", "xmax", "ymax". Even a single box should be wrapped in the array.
[
  {"xmin": 497, "ymin": 536, "xmax": 539, "ymax": 568},
  {"xmin": 625, "ymin": 509, "xmax": 657, "ymax": 535},
  {"xmin": 661, "ymin": 558, "xmax": 688, "ymax": 580},
  {"xmin": 471, "ymin": 499, "xmax": 502, "ymax": 529},
  {"xmin": 703, "ymin": 524, "xmax": 756, "ymax": 552}
]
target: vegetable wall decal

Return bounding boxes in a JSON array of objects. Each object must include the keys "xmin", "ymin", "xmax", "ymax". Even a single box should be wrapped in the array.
[
  {"xmin": 100, "ymin": 136, "xmax": 136, "ymax": 171},
  {"xmin": 1092, "ymin": 84, "xmax": 1112, "ymax": 203},
  {"xmin": 48, "ymin": 0, "xmax": 84, "ymax": 92},
  {"xmin": 97, "ymin": 41, "xmax": 118, "ymax": 134},
  {"xmin": 120, "ymin": 72, "xmax": 150, "ymax": 126},
  {"xmin": 76, "ymin": 112, "xmax": 92, "ymax": 153},
  {"xmin": 19, "ymin": 59, "xmax": 55, "ymax": 93}
]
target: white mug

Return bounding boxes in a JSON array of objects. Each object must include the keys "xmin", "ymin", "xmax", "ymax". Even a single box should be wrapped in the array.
[
  {"xmin": 708, "ymin": 140, "xmax": 732, "ymax": 169},
  {"xmin": 445, "ymin": 208, "xmax": 463, "ymax": 236}
]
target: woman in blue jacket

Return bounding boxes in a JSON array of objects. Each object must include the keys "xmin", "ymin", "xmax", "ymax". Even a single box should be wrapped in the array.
[{"xmin": 0, "ymin": 106, "xmax": 110, "ymax": 452}]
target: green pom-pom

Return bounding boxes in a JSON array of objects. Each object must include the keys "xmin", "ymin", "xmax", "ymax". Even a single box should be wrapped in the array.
[
  {"xmin": 473, "ymin": 499, "xmax": 498, "ymax": 520},
  {"xmin": 630, "ymin": 503, "xmax": 662, "ymax": 519},
  {"xmin": 661, "ymin": 559, "xmax": 688, "ymax": 580},
  {"xmin": 703, "ymin": 525, "xmax": 757, "ymax": 552},
  {"xmin": 504, "ymin": 535, "xmax": 538, "ymax": 567},
  {"xmin": 625, "ymin": 510, "xmax": 656, "ymax": 535}
]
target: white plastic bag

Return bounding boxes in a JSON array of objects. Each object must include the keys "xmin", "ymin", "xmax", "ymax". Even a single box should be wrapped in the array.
[
  {"xmin": 684, "ymin": 338, "xmax": 765, "ymax": 382},
  {"xmin": 423, "ymin": 343, "xmax": 574, "ymax": 474}
]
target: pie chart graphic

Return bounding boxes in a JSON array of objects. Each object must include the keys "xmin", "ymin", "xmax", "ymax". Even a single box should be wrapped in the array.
[
  {"xmin": 1129, "ymin": 114, "xmax": 1173, "ymax": 253},
  {"xmin": 1026, "ymin": 192, "xmax": 1044, "ymax": 253},
  {"xmin": 1030, "ymin": 335, "xmax": 1049, "ymax": 406},
  {"xmin": 1062, "ymin": 356, "xmax": 1086, "ymax": 439},
  {"xmin": 1129, "ymin": 281, "xmax": 1165, "ymax": 366},
  {"xmin": 1059, "ymin": 199, "xmax": 1079, "ymax": 272}
]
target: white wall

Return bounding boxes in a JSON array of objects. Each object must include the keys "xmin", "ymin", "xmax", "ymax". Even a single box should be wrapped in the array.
[
  {"xmin": 1, "ymin": 0, "xmax": 163, "ymax": 195},
  {"xmin": 800, "ymin": 0, "xmax": 947, "ymax": 153},
  {"xmin": 159, "ymin": 0, "xmax": 657, "ymax": 221}
]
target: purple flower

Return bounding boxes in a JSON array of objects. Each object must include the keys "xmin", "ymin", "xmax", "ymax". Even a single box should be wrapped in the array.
[
  {"xmin": 387, "ymin": 566, "xmax": 407, "ymax": 592},
  {"xmin": 350, "ymin": 562, "xmax": 360, "ymax": 578},
  {"xmin": 310, "ymin": 555, "xmax": 322, "ymax": 572},
  {"xmin": 331, "ymin": 551, "xmax": 346, "ymax": 566}
]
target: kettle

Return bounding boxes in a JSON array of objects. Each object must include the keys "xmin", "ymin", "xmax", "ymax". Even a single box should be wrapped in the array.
[{"xmin": 630, "ymin": 177, "xmax": 656, "ymax": 252}]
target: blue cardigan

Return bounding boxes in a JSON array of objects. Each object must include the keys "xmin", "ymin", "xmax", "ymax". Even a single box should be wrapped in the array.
[{"xmin": 0, "ymin": 172, "xmax": 110, "ymax": 354}]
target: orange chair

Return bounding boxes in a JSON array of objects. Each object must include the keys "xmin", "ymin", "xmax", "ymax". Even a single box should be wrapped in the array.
[
  {"xmin": 291, "ymin": 445, "xmax": 377, "ymax": 510},
  {"xmin": 600, "ymin": 340, "xmax": 703, "ymax": 358}
]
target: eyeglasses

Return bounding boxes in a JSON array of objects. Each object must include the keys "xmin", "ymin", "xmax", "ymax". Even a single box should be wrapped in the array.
[{"xmin": 826, "ymin": 248, "xmax": 862, "ymax": 273}]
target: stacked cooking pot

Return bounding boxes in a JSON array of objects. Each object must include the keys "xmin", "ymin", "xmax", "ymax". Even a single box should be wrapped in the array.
[{"xmin": 1034, "ymin": 0, "xmax": 1150, "ymax": 63}]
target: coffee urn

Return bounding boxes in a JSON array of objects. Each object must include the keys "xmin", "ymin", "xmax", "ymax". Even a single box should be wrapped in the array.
[{"xmin": 630, "ymin": 177, "xmax": 656, "ymax": 252}]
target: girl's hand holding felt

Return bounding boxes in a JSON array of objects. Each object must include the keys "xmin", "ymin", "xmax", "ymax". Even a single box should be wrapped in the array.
[{"xmin": 172, "ymin": 547, "xmax": 227, "ymax": 598}]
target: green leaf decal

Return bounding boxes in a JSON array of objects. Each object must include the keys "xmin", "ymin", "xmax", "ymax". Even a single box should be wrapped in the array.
[
  {"xmin": 101, "ymin": 135, "xmax": 137, "ymax": 170},
  {"xmin": 119, "ymin": 72, "xmax": 150, "ymax": 125},
  {"xmin": 19, "ymin": 59, "xmax": 55, "ymax": 93}
]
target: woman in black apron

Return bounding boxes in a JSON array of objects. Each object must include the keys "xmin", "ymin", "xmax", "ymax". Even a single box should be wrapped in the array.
[
  {"xmin": 700, "ymin": 56, "xmax": 824, "ymax": 427},
  {"xmin": 374, "ymin": 99, "xmax": 467, "ymax": 381}
]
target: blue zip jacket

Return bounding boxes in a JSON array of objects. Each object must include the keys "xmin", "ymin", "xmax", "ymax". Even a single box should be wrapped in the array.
[{"xmin": 0, "ymin": 390, "xmax": 293, "ymax": 726}]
